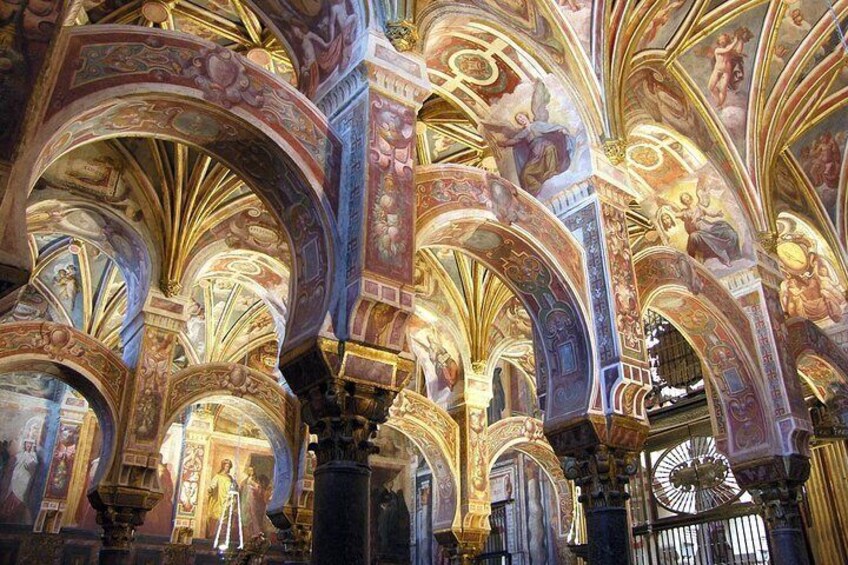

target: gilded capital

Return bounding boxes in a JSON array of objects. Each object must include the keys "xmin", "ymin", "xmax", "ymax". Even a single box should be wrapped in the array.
[
  {"xmin": 385, "ymin": 19, "xmax": 419, "ymax": 52},
  {"xmin": 603, "ymin": 137, "xmax": 628, "ymax": 166},
  {"xmin": 758, "ymin": 230, "xmax": 779, "ymax": 254}
]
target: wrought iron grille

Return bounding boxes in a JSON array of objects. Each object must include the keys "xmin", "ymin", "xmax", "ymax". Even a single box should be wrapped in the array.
[
  {"xmin": 644, "ymin": 309, "xmax": 705, "ymax": 408},
  {"xmin": 476, "ymin": 502, "xmax": 511, "ymax": 564},
  {"xmin": 633, "ymin": 509, "xmax": 769, "ymax": 565}
]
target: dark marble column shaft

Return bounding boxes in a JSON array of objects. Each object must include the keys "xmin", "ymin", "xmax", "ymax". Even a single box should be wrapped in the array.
[{"xmin": 564, "ymin": 446, "xmax": 638, "ymax": 565}]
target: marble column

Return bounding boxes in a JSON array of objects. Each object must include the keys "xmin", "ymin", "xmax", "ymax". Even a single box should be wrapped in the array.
[
  {"xmin": 439, "ymin": 370, "xmax": 492, "ymax": 562},
  {"xmin": 297, "ymin": 379, "xmax": 394, "ymax": 565},
  {"xmin": 563, "ymin": 446, "xmax": 638, "ymax": 565},
  {"xmin": 737, "ymin": 456, "xmax": 812, "ymax": 565}
]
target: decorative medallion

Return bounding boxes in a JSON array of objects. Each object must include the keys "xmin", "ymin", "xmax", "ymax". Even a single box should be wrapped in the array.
[{"xmin": 653, "ymin": 436, "xmax": 740, "ymax": 514}]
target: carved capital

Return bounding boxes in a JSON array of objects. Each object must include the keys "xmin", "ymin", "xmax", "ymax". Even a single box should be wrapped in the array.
[
  {"xmin": 434, "ymin": 530, "xmax": 488, "ymax": 565},
  {"xmin": 562, "ymin": 445, "xmax": 639, "ymax": 510},
  {"xmin": 385, "ymin": 20, "xmax": 419, "ymax": 52},
  {"xmin": 734, "ymin": 455, "xmax": 810, "ymax": 531},
  {"xmin": 758, "ymin": 230, "xmax": 779, "ymax": 254},
  {"xmin": 96, "ymin": 505, "xmax": 146, "ymax": 550},
  {"xmin": 300, "ymin": 379, "xmax": 395, "ymax": 466},
  {"xmin": 602, "ymin": 138, "xmax": 627, "ymax": 166},
  {"xmin": 749, "ymin": 481, "xmax": 805, "ymax": 531}
]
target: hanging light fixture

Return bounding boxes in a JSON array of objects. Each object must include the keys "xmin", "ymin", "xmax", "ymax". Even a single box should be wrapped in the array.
[{"xmin": 214, "ymin": 412, "xmax": 245, "ymax": 556}]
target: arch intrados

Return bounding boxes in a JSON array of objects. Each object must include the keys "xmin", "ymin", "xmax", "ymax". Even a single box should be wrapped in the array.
[
  {"xmin": 385, "ymin": 391, "xmax": 460, "ymax": 530},
  {"xmin": 0, "ymin": 357, "xmax": 118, "ymax": 492},
  {"xmin": 417, "ymin": 222, "xmax": 594, "ymax": 423},
  {"xmin": 644, "ymin": 289, "xmax": 773, "ymax": 460},
  {"xmin": 18, "ymin": 93, "xmax": 334, "ymax": 353},
  {"xmin": 382, "ymin": 419, "xmax": 459, "ymax": 529},
  {"xmin": 796, "ymin": 353, "xmax": 848, "ymax": 404},
  {"xmin": 486, "ymin": 420, "xmax": 573, "ymax": 538},
  {"xmin": 161, "ymin": 369, "xmax": 295, "ymax": 514}
]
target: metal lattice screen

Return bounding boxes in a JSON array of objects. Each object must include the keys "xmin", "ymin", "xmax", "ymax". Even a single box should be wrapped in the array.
[{"xmin": 644, "ymin": 309, "xmax": 705, "ymax": 405}]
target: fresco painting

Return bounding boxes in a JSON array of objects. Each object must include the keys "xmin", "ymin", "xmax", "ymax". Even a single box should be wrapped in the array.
[
  {"xmin": 408, "ymin": 316, "xmax": 463, "ymax": 408},
  {"xmin": 137, "ymin": 427, "xmax": 182, "ymax": 536},
  {"xmin": 555, "ymin": 0, "xmax": 592, "ymax": 55},
  {"xmin": 792, "ymin": 115, "xmax": 848, "ymax": 224},
  {"xmin": 202, "ymin": 408, "xmax": 275, "ymax": 541},
  {"xmin": 777, "ymin": 214, "xmax": 847, "ymax": 324},
  {"xmin": 767, "ymin": 0, "xmax": 823, "ymax": 90},
  {"xmin": 631, "ymin": 130, "xmax": 755, "ymax": 277},
  {"xmin": 679, "ymin": 5, "xmax": 768, "ymax": 154},
  {"xmin": 484, "ymin": 74, "xmax": 590, "ymax": 202},
  {"xmin": 638, "ymin": 0, "xmax": 694, "ymax": 51},
  {"xmin": 0, "ymin": 373, "xmax": 68, "ymax": 526}
]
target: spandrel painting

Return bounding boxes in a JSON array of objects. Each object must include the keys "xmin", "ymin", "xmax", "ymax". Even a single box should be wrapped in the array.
[
  {"xmin": 776, "ymin": 214, "xmax": 848, "ymax": 325},
  {"xmin": 629, "ymin": 127, "xmax": 755, "ymax": 276},
  {"xmin": 484, "ymin": 74, "xmax": 590, "ymax": 202},
  {"xmin": 408, "ymin": 316, "xmax": 463, "ymax": 408}
]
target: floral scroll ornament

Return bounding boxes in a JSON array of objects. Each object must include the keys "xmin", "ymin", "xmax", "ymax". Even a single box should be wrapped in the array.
[
  {"xmin": 37, "ymin": 325, "xmax": 83, "ymax": 361},
  {"xmin": 221, "ymin": 364, "xmax": 261, "ymax": 397},
  {"xmin": 183, "ymin": 47, "xmax": 265, "ymax": 108},
  {"xmin": 522, "ymin": 417, "xmax": 545, "ymax": 442}
]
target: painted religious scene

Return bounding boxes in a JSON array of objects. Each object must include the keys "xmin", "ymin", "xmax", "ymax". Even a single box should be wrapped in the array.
[{"xmin": 4, "ymin": 1, "xmax": 848, "ymax": 564}]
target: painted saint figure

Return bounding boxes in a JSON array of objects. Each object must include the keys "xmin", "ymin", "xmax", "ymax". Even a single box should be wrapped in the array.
[
  {"xmin": 426, "ymin": 333, "xmax": 460, "ymax": 391},
  {"xmin": 239, "ymin": 465, "xmax": 270, "ymax": 540},
  {"xmin": 485, "ymin": 80, "xmax": 574, "ymax": 197},
  {"xmin": 0, "ymin": 440, "xmax": 39, "ymax": 524},
  {"xmin": 658, "ymin": 176, "xmax": 742, "ymax": 267},
  {"xmin": 205, "ymin": 458, "xmax": 237, "ymax": 538}
]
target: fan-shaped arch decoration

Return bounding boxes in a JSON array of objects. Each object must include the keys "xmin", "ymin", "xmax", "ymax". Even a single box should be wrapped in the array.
[{"xmin": 652, "ymin": 436, "xmax": 740, "ymax": 515}]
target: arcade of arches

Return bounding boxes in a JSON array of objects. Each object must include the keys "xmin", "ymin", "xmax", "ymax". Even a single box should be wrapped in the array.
[{"xmin": 2, "ymin": 1, "xmax": 848, "ymax": 564}]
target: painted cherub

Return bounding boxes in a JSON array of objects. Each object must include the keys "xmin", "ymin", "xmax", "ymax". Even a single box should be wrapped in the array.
[{"xmin": 706, "ymin": 27, "xmax": 753, "ymax": 108}]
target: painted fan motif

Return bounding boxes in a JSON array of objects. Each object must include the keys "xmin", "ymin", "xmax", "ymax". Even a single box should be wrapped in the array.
[{"xmin": 652, "ymin": 436, "xmax": 740, "ymax": 514}]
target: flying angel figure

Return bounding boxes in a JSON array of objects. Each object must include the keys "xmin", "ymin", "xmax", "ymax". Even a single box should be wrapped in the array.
[
  {"xmin": 656, "ymin": 173, "xmax": 742, "ymax": 267},
  {"xmin": 484, "ymin": 80, "xmax": 574, "ymax": 196}
]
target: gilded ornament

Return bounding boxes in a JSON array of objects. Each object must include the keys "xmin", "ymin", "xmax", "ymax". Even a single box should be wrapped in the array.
[
  {"xmin": 603, "ymin": 138, "xmax": 627, "ymax": 166},
  {"xmin": 758, "ymin": 230, "xmax": 778, "ymax": 254},
  {"xmin": 385, "ymin": 20, "xmax": 419, "ymax": 52}
]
